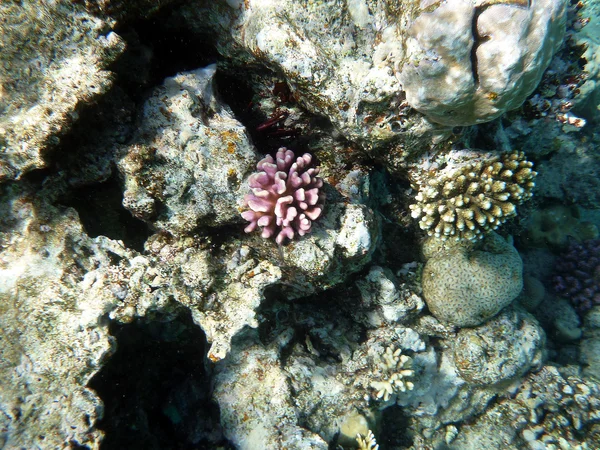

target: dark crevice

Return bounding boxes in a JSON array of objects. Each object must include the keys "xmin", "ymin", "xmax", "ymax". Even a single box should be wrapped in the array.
[
  {"xmin": 378, "ymin": 405, "xmax": 414, "ymax": 448},
  {"xmin": 89, "ymin": 310, "xmax": 231, "ymax": 450},
  {"xmin": 118, "ymin": 11, "xmax": 219, "ymax": 95},
  {"xmin": 470, "ymin": 6, "xmax": 487, "ymax": 87},
  {"xmin": 61, "ymin": 173, "xmax": 151, "ymax": 252}
]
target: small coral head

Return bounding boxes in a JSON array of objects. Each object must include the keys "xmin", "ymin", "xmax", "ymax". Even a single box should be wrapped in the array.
[{"xmin": 242, "ymin": 147, "xmax": 325, "ymax": 244}]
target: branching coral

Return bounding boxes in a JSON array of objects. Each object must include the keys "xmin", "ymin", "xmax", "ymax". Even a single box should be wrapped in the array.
[
  {"xmin": 369, "ymin": 346, "xmax": 415, "ymax": 402},
  {"xmin": 410, "ymin": 151, "xmax": 536, "ymax": 241},
  {"xmin": 356, "ymin": 430, "xmax": 379, "ymax": 450},
  {"xmin": 242, "ymin": 147, "xmax": 325, "ymax": 244}
]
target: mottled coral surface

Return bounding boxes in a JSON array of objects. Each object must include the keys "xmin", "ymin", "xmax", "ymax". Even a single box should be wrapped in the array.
[{"xmin": 242, "ymin": 148, "xmax": 325, "ymax": 244}]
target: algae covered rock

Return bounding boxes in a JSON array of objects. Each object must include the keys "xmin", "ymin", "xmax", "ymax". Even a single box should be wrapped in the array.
[
  {"xmin": 422, "ymin": 232, "xmax": 523, "ymax": 327},
  {"xmin": 453, "ymin": 307, "xmax": 545, "ymax": 386},
  {"xmin": 0, "ymin": 1, "xmax": 125, "ymax": 181}
]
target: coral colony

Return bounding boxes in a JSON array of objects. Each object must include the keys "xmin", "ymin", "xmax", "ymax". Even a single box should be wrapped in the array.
[
  {"xmin": 242, "ymin": 147, "xmax": 325, "ymax": 244},
  {"xmin": 410, "ymin": 151, "xmax": 537, "ymax": 241},
  {"xmin": 553, "ymin": 239, "xmax": 600, "ymax": 314}
]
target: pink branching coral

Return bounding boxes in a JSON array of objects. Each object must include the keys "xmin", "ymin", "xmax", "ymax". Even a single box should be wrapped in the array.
[{"xmin": 242, "ymin": 147, "xmax": 325, "ymax": 244}]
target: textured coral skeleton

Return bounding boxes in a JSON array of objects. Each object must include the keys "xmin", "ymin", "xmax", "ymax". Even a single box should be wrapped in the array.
[
  {"xmin": 410, "ymin": 151, "xmax": 537, "ymax": 241},
  {"xmin": 242, "ymin": 147, "xmax": 325, "ymax": 244}
]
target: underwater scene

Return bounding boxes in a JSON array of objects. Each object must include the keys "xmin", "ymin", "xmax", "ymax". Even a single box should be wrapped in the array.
[{"xmin": 1, "ymin": 0, "xmax": 600, "ymax": 449}]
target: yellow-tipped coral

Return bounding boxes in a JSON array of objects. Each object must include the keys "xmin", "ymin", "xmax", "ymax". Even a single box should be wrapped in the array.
[{"xmin": 410, "ymin": 151, "xmax": 536, "ymax": 241}]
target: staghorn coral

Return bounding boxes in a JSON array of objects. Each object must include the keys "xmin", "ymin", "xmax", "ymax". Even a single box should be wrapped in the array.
[
  {"xmin": 552, "ymin": 238, "xmax": 600, "ymax": 314},
  {"xmin": 242, "ymin": 147, "xmax": 325, "ymax": 245},
  {"xmin": 410, "ymin": 151, "xmax": 536, "ymax": 241}
]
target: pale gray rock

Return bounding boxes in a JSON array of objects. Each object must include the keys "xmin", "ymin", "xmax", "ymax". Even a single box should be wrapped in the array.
[
  {"xmin": 213, "ymin": 336, "xmax": 328, "ymax": 450},
  {"xmin": 355, "ymin": 265, "xmax": 424, "ymax": 326},
  {"xmin": 453, "ymin": 307, "xmax": 546, "ymax": 386},
  {"xmin": 0, "ymin": 1, "xmax": 125, "ymax": 181},
  {"xmin": 118, "ymin": 65, "xmax": 257, "ymax": 235},
  {"xmin": 274, "ymin": 201, "xmax": 381, "ymax": 298},
  {"xmin": 401, "ymin": 0, "xmax": 567, "ymax": 126},
  {"xmin": 0, "ymin": 184, "xmax": 142, "ymax": 448}
]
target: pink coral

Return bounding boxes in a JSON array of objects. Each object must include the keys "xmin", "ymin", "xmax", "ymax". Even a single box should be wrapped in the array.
[{"xmin": 242, "ymin": 147, "xmax": 325, "ymax": 244}]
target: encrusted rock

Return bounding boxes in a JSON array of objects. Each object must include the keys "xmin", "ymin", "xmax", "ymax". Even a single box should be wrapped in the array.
[
  {"xmin": 447, "ymin": 365, "xmax": 600, "ymax": 449},
  {"xmin": 453, "ymin": 307, "xmax": 545, "ymax": 386},
  {"xmin": 422, "ymin": 232, "xmax": 523, "ymax": 327},
  {"xmin": 213, "ymin": 337, "xmax": 329, "ymax": 449},
  {"xmin": 0, "ymin": 184, "xmax": 142, "ymax": 447},
  {"xmin": 0, "ymin": 1, "xmax": 125, "ymax": 181},
  {"xmin": 410, "ymin": 151, "xmax": 536, "ymax": 241},
  {"xmin": 118, "ymin": 65, "xmax": 257, "ymax": 236}
]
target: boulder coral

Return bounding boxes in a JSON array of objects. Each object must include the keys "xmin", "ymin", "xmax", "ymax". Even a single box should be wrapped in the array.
[
  {"xmin": 422, "ymin": 232, "xmax": 523, "ymax": 327},
  {"xmin": 400, "ymin": 0, "xmax": 567, "ymax": 126},
  {"xmin": 242, "ymin": 147, "xmax": 325, "ymax": 245}
]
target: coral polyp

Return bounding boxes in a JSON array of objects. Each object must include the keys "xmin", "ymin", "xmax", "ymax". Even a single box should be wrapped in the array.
[{"xmin": 242, "ymin": 147, "xmax": 325, "ymax": 244}]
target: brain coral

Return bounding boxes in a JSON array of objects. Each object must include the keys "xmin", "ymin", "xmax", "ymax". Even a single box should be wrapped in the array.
[
  {"xmin": 422, "ymin": 232, "xmax": 523, "ymax": 327},
  {"xmin": 242, "ymin": 147, "xmax": 325, "ymax": 244},
  {"xmin": 410, "ymin": 151, "xmax": 536, "ymax": 241}
]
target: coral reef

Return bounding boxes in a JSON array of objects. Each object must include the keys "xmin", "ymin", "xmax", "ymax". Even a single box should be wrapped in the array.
[
  {"xmin": 553, "ymin": 238, "xmax": 600, "ymax": 314},
  {"xmin": 422, "ymin": 232, "xmax": 523, "ymax": 327},
  {"xmin": 2, "ymin": 0, "xmax": 599, "ymax": 448},
  {"xmin": 242, "ymin": 147, "xmax": 325, "ymax": 244},
  {"xmin": 410, "ymin": 150, "xmax": 536, "ymax": 241}
]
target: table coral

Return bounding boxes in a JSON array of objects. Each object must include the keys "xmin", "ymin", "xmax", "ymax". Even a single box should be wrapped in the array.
[
  {"xmin": 242, "ymin": 147, "xmax": 325, "ymax": 245},
  {"xmin": 410, "ymin": 151, "xmax": 536, "ymax": 241}
]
